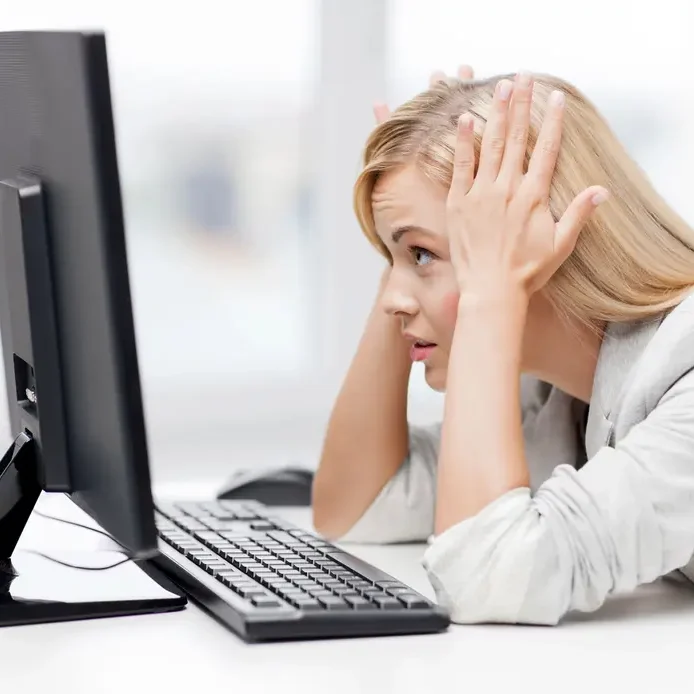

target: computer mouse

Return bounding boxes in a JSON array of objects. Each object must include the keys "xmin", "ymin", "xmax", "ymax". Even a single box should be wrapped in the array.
[{"xmin": 216, "ymin": 466, "xmax": 314, "ymax": 507}]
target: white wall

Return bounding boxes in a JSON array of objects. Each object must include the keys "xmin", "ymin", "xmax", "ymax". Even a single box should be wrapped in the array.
[{"xmin": 0, "ymin": 0, "xmax": 690, "ymax": 486}]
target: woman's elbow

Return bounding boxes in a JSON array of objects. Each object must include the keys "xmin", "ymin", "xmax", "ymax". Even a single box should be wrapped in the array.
[
  {"xmin": 424, "ymin": 566, "xmax": 565, "ymax": 626},
  {"xmin": 422, "ymin": 541, "xmax": 569, "ymax": 626}
]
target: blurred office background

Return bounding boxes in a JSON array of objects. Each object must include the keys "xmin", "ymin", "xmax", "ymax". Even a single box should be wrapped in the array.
[{"xmin": 0, "ymin": 0, "xmax": 693, "ymax": 490}]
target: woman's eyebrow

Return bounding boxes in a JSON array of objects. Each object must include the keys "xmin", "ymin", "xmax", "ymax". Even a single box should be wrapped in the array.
[{"xmin": 391, "ymin": 225, "xmax": 437, "ymax": 243}]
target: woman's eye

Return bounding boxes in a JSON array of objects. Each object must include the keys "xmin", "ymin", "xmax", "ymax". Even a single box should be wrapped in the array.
[{"xmin": 410, "ymin": 246, "xmax": 435, "ymax": 266}]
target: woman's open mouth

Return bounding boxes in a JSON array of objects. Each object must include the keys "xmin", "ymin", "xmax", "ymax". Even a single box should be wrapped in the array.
[{"xmin": 410, "ymin": 340, "xmax": 437, "ymax": 362}]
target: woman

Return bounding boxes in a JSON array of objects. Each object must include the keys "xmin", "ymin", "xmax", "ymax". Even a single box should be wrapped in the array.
[{"xmin": 312, "ymin": 65, "xmax": 694, "ymax": 626}]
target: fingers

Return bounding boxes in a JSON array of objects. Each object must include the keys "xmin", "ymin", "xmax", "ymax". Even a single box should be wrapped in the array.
[
  {"xmin": 429, "ymin": 69, "xmax": 448, "ymax": 87},
  {"xmin": 498, "ymin": 72, "xmax": 533, "ymax": 183},
  {"xmin": 449, "ymin": 113, "xmax": 476, "ymax": 196},
  {"xmin": 377, "ymin": 63, "xmax": 475, "ymax": 125},
  {"xmin": 373, "ymin": 102, "xmax": 390, "ymax": 124},
  {"xmin": 432, "ymin": 65, "xmax": 474, "ymax": 86},
  {"xmin": 527, "ymin": 89, "xmax": 566, "ymax": 191},
  {"xmin": 554, "ymin": 187, "xmax": 609, "ymax": 259},
  {"xmin": 457, "ymin": 64, "xmax": 474, "ymax": 80},
  {"xmin": 476, "ymin": 79, "xmax": 513, "ymax": 181}
]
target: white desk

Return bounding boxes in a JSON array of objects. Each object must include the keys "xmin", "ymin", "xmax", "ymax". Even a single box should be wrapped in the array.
[{"xmin": 2, "ymin": 487, "xmax": 694, "ymax": 694}]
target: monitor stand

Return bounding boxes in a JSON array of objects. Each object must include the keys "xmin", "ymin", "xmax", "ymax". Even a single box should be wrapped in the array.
[
  {"xmin": 0, "ymin": 177, "xmax": 186, "ymax": 627},
  {"xmin": 0, "ymin": 430, "xmax": 186, "ymax": 627}
]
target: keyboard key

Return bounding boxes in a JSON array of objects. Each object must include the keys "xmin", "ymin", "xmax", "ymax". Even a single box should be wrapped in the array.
[
  {"xmin": 304, "ymin": 586, "xmax": 329, "ymax": 595},
  {"xmin": 332, "ymin": 586, "xmax": 359, "ymax": 596},
  {"xmin": 237, "ymin": 586, "xmax": 267, "ymax": 598},
  {"xmin": 174, "ymin": 502, "xmax": 203, "ymax": 515},
  {"xmin": 318, "ymin": 596, "xmax": 348, "ymax": 610},
  {"xmin": 250, "ymin": 521, "xmax": 276, "ymax": 531},
  {"xmin": 268, "ymin": 583, "xmax": 302, "ymax": 595},
  {"xmin": 373, "ymin": 596, "xmax": 404, "ymax": 610},
  {"xmin": 398, "ymin": 594, "xmax": 430, "ymax": 609},
  {"xmin": 387, "ymin": 587, "xmax": 416, "ymax": 596},
  {"xmin": 362, "ymin": 588, "xmax": 388, "ymax": 597},
  {"xmin": 251, "ymin": 595, "xmax": 282, "ymax": 608},
  {"xmin": 345, "ymin": 596, "xmax": 378, "ymax": 611},
  {"xmin": 220, "ymin": 532, "xmax": 254, "ymax": 542},
  {"xmin": 278, "ymin": 586, "xmax": 306, "ymax": 595},
  {"xmin": 177, "ymin": 518, "xmax": 208, "ymax": 532},
  {"xmin": 323, "ymin": 581, "xmax": 345, "ymax": 591},
  {"xmin": 220, "ymin": 575, "xmax": 248, "ymax": 589},
  {"xmin": 195, "ymin": 530, "xmax": 222, "ymax": 543},
  {"xmin": 314, "ymin": 575, "xmax": 336, "ymax": 585},
  {"xmin": 293, "ymin": 598, "xmax": 323, "ymax": 611},
  {"xmin": 326, "ymin": 552, "xmax": 396, "ymax": 585},
  {"xmin": 268, "ymin": 531, "xmax": 296, "ymax": 544}
]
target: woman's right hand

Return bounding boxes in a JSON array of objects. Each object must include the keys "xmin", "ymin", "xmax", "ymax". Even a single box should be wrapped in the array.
[{"xmin": 372, "ymin": 64, "xmax": 475, "ymax": 124}]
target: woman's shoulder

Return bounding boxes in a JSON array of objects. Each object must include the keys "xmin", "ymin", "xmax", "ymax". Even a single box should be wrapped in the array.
[{"xmin": 612, "ymin": 291, "xmax": 694, "ymax": 432}]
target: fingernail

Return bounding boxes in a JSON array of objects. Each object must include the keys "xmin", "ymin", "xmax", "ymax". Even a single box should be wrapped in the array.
[
  {"xmin": 458, "ymin": 113, "xmax": 474, "ymax": 131},
  {"xmin": 517, "ymin": 71, "xmax": 532, "ymax": 87},
  {"xmin": 550, "ymin": 90, "xmax": 565, "ymax": 107},
  {"xmin": 498, "ymin": 80, "xmax": 513, "ymax": 100},
  {"xmin": 592, "ymin": 190, "xmax": 609, "ymax": 205}
]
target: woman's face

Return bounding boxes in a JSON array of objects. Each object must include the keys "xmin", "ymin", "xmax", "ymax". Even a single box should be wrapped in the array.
[{"xmin": 373, "ymin": 164, "xmax": 542, "ymax": 392}]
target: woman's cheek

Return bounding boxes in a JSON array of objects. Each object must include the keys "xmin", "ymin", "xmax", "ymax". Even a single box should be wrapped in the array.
[{"xmin": 442, "ymin": 291, "xmax": 460, "ymax": 328}]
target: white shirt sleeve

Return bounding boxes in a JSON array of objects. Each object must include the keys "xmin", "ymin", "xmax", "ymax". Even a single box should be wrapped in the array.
[
  {"xmin": 422, "ymin": 369, "xmax": 694, "ymax": 625},
  {"xmin": 337, "ymin": 422, "xmax": 441, "ymax": 544},
  {"xmin": 337, "ymin": 375, "xmax": 557, "ymax": 545}
]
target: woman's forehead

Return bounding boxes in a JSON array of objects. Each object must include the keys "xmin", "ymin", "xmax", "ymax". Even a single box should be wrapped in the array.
[{"xmin": 372, "ymin": 166, "xmax": 448, "ymax": 233}]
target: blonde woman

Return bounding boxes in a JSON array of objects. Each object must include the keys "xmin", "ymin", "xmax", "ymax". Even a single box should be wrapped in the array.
[{"xmin": 312, "ymin": 65, "xmax": 694, "ymax": 625}]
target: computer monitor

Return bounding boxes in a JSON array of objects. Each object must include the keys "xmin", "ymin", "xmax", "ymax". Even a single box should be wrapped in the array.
[{"xmin": 0, "ymin": 30, "xmax": 185, "ymax": 624}]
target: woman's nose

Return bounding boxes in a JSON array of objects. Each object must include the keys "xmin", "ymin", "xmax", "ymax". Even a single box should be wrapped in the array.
[{"xmin": 381, "ymin": 281, "xmax": 419, "ymax": 317}]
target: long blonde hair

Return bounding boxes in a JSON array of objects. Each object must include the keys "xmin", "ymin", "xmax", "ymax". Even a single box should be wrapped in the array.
[{"xmin": 353, "ymin": 73, "xmax": 694, "ymax": 328}]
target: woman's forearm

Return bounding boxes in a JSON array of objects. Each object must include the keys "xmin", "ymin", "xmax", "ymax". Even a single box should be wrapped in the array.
[
  {"xmin": 435, "ymin": 289, "xmax": 530, "ymax": 535},
  {"xmin": 313, "ymin": 297, "xmax": 412, "ymax": 539}
]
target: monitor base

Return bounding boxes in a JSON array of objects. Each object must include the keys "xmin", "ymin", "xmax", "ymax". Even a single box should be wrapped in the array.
[{"xmin": 0, "ymin": 433, "xmax": 186, "ymax": 627}]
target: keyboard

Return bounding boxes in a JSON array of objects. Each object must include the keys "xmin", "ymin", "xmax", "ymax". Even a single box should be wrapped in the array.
[{"xmin": 152, "ymin": 499, "xmax": 450, "ymax": 642}]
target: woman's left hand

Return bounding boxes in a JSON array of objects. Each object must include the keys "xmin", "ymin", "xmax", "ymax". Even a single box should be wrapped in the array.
[{"xmin": 447, "ymin": 71, "xmax": 609, "ymax": 301}]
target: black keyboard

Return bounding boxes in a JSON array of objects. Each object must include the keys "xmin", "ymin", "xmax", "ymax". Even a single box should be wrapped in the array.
[{"xmin": 152, "ymin": 499, "xmax": 450, "ymax": 642}]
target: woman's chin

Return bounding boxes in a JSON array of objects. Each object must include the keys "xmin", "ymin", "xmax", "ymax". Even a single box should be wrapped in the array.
[{"xmin": 424, "ymin": 364, "xmax": 447, "ymax": 393}]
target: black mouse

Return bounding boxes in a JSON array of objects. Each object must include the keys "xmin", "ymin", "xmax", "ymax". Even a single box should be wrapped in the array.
[{"xmin": 216, "ymin": 466, "xmax": 314, "ymax": 506}]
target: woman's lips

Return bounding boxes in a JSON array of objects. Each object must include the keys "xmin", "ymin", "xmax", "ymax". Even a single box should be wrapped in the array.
[{"xmin": 410, "ymin": 342, "xmax": 436, "ymax": 362}]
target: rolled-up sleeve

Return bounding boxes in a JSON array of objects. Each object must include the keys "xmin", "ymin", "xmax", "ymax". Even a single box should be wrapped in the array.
[{"xmin": 422, "ymin": 370, "xmax": 694, "ymax": 625}]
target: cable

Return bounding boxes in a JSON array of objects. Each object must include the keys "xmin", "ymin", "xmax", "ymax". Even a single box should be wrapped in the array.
[
  {"xmin": 24, "ymin": 509, "xmax": 135, "ymax": 571},
  {"xmin": 20, "ymin": 550, "xmax": 132, "ymax": 571},
  {"xmin": 32, "ymin": 509, "xmax": 128, "ymax": 550}
]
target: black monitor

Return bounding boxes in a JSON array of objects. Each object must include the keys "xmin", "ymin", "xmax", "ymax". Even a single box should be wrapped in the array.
[{"xmin": 0, "ymin": 30, "xmax": 185, "ymax": 624}]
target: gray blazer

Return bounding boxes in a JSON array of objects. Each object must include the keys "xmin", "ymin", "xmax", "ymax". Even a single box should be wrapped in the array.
[{"xmin": 340, "ymin": 290, "xmax": 694, "ymax": 624}]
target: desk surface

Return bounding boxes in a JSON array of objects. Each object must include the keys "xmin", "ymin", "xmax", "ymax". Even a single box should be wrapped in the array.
[{"xmin": 2, "ymin": 487, "xmax": 694, "ymax": 694}]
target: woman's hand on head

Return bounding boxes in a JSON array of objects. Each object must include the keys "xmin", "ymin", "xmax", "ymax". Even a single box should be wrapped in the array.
[
  {"xmin": 373, "ymin": 64, "xmax": 475, "ymax": 124},
  {"xmin": 447, "ymin": 71, "xmax": 609, "ymax": 302}
]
